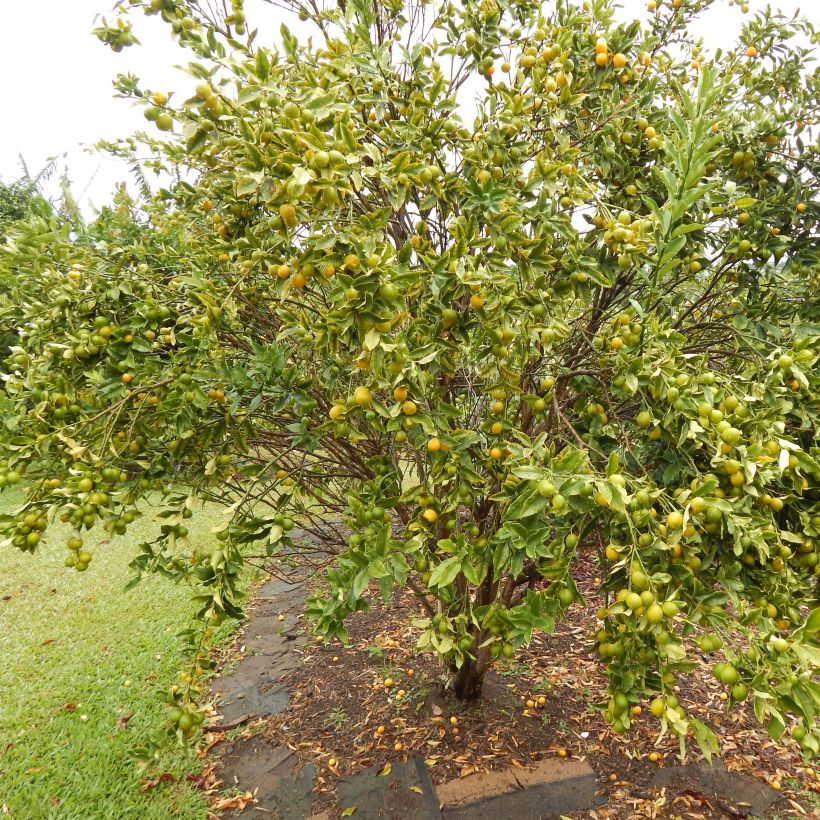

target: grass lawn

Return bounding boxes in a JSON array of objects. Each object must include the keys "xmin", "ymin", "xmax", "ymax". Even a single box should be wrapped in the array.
[{"xmin": 0, "ymin": 486, "xmax": 241, "ymax": 819}]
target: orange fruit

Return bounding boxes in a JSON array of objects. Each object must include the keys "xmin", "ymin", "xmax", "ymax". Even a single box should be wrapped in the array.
[
  {"xmin": 353, "ymin": 386, "xmax": 373, "ymax": 407},
  {"xmin": 279, "ymin": 203, "xmax": 297, "ymax": 227}
]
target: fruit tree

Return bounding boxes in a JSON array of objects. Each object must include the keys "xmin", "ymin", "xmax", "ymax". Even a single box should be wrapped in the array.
[{"xmin": 2, "ymin": 0, "xmax": 820, "ymax": 754}]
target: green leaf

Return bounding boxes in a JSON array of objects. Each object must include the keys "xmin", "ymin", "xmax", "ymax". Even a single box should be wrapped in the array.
[
  {"xmin": 255, "ymin": 48, "xmax": 270, "ymax": 80},
  {"xmin": 805, "ymin": 608, "xmax": 820, "ymax": 636},
  {"xmin": 734, "ymin": 196, "xmax": 757, "ymax": 209},
  {"xmin": 505, "ymin": 487, "xmax": 548, "ymax": 520},
  {"xmin": 791, "ymin": 682, "xmax": 816, "ymax": 723},
  {"xmin": 606, "ymin": 453, "xmax": 619, "ymax": 477},
  {"xmin": 427, "ymin": 556, "xmax": 462, "ymax": 588},
  {"xmin": 658, "ymin": 236, "xmax": 686, "ymax": 268},
  {"xmin": 689, "ymin": 716, "xmax": 719, "ymax": 763},
  {"xmin": 671, "ymin": 223, "xmax": 703, "ymax": 238},
  {"xmin": 236, "ymin": 174, "xmax": 262, "ymax": 196},
  {"xmin": 767, "ymin": 710, "xmax": 786, "ymax": 741}
]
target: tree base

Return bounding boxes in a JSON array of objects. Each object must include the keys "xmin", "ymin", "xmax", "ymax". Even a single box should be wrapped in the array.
[{"xmin": 449, "ymin": 656, "xmax": 487, "ymax": 701}]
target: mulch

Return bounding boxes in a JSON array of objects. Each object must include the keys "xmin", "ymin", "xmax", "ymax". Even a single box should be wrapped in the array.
[{"xmin": 210, "ymin": 549, "xmax": 820, "ymax": 818}]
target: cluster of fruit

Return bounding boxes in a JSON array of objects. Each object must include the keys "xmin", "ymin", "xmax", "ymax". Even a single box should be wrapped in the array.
[
  {"xmin": 6, "ymin": 507, "xmax": 47, "ymax": 552},
  {"xmin": 64, "ymin": 535, "xmax": 93, "ymax": 572}
]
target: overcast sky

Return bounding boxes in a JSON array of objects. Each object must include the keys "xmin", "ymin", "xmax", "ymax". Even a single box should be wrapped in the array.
[{"xmin": 0, "ymin": 0, "xmax": 814, "ymax": 213}]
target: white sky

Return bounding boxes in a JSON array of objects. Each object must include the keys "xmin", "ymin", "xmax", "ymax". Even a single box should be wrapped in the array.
[{"xmin": 0, "ymin": 0, "xmax": 815, "ymax": 213}]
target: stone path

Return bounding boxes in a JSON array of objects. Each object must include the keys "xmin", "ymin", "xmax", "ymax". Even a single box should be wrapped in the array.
[
  {"xmin": 436, "ymin": 758, "xmax": 598, "ymax": 818},
  {"xmin": 337, "ymin": 758, "xmax": 441, "ymax": 819},
  {"xmin": 212, "ymin": 574, "xmax": 313, "ymax": 816},
  {"xmin": 212, "ymin": 576, "xmax": 305, "ymax": 724},
  {"xmin": 651, "ymin": 759, "xmax": 780, "ymax": 817},
  {"xmin": 218, "ymin": 736, "xmax": 315, "ymax": 820},
  {"xmin": 211, "ymin": 569, "xmax": 780, "ymax": 819}
]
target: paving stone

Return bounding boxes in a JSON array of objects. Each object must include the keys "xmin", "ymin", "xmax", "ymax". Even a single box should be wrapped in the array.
[
  {"xmin": 254, "ymin": 579, "xmax": 305, "ymax": 616},
  {"xmin": 337, "ymin": 757, "xmax": 442, "ymax": 819},
  {"xmin": 213, "ymin": 653, "xmax": 292, "ymax": 722},
  {"xmin": 651, "ymin": 759, "xmax": 778, "ymax": 817},
  {"xmin": 438, "ymin": 758, "xmax": 598, "ymax": 819},
  {"xmin": 220, "ymin": 736, "xmax": 295, "ymax": 783},
  {"xmin": 242, "ymin": 615, "xmax": 303, "ymax": 657},
  {"xmin": 218, "ymin": 735, "xmax": 315, "ymax": 819}
]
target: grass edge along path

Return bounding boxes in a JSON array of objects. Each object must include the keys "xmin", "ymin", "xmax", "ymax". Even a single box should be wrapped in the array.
[{"xmin": 0, "ymin": 486, "xmax": 250, "ymax": 820}]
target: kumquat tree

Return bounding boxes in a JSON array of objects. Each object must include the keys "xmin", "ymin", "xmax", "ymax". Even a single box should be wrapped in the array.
[{"xmin": 1, "ymin": 0, "xmax": 819, "ymax": 756}]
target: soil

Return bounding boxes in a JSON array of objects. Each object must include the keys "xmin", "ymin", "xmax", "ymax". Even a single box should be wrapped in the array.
[{"xmin": 210, "ymin": 548, "xmax": 820, "ymax": 819}]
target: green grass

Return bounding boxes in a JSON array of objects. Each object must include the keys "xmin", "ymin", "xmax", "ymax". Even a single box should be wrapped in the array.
[{"xmin": 0, "ymin": 487, "xmax": 240, "ymax": 819}]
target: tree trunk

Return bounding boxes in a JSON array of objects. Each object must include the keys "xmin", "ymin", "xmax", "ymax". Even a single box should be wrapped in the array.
[{"xmin": 448, "ymin": 647, "xmax": 490, "ymax": 700}]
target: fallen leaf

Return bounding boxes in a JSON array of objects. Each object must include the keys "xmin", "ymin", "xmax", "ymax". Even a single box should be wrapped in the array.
[
  {"xmin": 140, "ymin": 772, "xmax": 176, "ymax": 791},
  {"xmin": 211, "ymin": 792, "xmax": 254, "ymax": 811},
  {"xmin": 378, "ymin": 762, "xmax": 392, "ymax": 777},
  {"xmin": 341, "ymin": 807, "xmax": 356, "ymax": 817},
  {"xmin": 117, "ymin": 713, "xmax": 133, "ymax": 731},
  {"xmin": 187, "ymin": 764, "xmax": 218, "ymax": 791},
  {"xmin": 40, "ymin": 639, "xmax": 56, "ymax": 647},
  {"xmin": 410, "ymin": 786, "xmax": 423, "ymax": 794}
]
